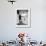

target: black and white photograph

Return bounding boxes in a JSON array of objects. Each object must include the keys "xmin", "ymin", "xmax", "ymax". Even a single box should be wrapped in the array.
[{"xmin": 16, "ymin": 8, "xmax": 31, "ymax": 28}]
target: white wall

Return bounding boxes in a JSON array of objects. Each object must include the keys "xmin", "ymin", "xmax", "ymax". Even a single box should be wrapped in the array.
[{"xmin": 0, "ymin": 0, "xmax": 46, "ymax": 41}]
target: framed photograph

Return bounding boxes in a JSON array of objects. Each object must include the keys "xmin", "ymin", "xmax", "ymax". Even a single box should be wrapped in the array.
[{"xmin": 16, "ymin": 8, "xmax": 31, "ymax": 28}]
